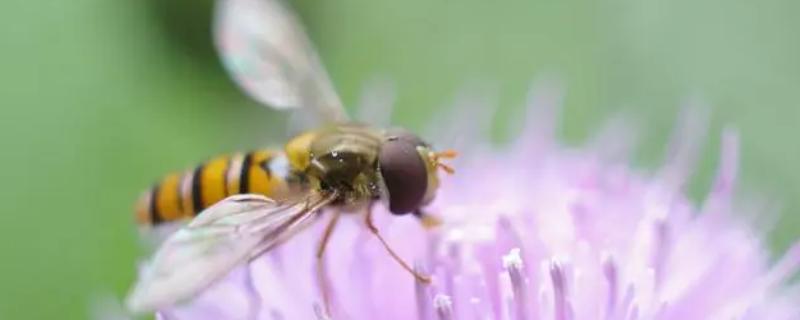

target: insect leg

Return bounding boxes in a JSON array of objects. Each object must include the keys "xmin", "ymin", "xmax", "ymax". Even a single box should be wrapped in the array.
[
  {"xmin": 316, "ymin": 209, "xmax": 342, "ymax": 316},
  {"xmin": 414, "ymin": 209, "xmax": 443, "ymax": 230},
  {"xmin": 364, "ymin": 203, "xmax": 431, "ymax": 283}
]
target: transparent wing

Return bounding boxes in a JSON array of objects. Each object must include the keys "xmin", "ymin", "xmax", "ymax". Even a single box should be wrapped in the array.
[
  {"xmin": 126, "ymin": 193, "xmax": 334, "ymax": 313},
  {"xmin": 214, "ymin": 0, "xmax": 348, "ymax": 122},
  {"xmin": 355, "ymin": 76, "xmax": 396, "ymax": 127}
]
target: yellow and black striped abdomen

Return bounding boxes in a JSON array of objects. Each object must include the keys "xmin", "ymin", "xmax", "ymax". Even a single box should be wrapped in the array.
[{"xmin": 135, "ymin": 149, "xmax": 293, "ymax": 226}]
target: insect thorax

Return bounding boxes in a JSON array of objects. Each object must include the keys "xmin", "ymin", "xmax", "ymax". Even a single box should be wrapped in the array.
[{"xmin": 286, "ymin": 124, "xmax": 384, "ymax": 204}]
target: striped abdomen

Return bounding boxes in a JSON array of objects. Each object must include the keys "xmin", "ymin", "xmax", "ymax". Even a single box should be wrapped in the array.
[{"xmin": 135, "ymin": 150, "xmax": 293, "ymax": 226}]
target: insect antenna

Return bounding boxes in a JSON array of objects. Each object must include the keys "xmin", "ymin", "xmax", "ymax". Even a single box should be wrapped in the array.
[{"xmin": 431, "ymin": 149, "xmax": 458, "ymax": 175}]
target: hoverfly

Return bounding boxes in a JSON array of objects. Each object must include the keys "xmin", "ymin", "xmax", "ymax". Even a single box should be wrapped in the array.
[{"xmin": 126, "ymin": 0, "xmax": 456, "ymax": 313}]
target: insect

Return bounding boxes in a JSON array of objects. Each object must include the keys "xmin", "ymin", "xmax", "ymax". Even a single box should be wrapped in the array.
[{"xmin": 125, "ymin": 0, "xmax": 456, "ymax": 314}]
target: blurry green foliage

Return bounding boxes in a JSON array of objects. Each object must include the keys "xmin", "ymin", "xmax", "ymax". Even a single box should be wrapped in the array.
[{"xmin": 0, "ymin": 0, "xmax": 798, "ymax": 318}]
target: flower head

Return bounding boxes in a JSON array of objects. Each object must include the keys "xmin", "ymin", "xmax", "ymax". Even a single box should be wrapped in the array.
[{"xmin": 145, "ymin": 83, "xmax": 799, "ymax": 320}]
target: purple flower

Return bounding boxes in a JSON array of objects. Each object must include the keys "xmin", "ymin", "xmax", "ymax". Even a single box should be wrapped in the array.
[{"xmin": 142, "ymin": 83, "xmax": 799, "ymax": 320}]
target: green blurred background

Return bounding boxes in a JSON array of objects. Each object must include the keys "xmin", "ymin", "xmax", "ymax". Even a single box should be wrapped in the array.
[{"xmin": 1, "ymin": 0, "xmax": 798, "ymax": 318}]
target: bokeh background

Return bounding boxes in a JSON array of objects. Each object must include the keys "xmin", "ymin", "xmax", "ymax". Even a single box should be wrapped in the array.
[{"xmin": 1, "ymin": 0, "xmax": 798, "ymax": 318}]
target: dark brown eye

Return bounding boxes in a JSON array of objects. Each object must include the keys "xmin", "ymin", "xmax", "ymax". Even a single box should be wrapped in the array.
[
  {"xmin": 379, "ymin": 139, "xmax": 428, "ymax": 215},
  {"xmin": 385, "ymin": 128, "xmax": 429, "ymax": 148}
]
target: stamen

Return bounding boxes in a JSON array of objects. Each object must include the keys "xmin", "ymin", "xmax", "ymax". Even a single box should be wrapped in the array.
[
  {"xmin": 415, "ymin": 263, "xmax": 433, "ymax": 320},
  {"xmin": 497, "ymin": 217, "xmax": 527, "ymax": 255},
  {"xmin": 765, "ymin": 241, "xmax": 800, "ymax": 286},
  {"xmin": 467, "ymin": 295, "xmax": 491, "ymax": 319},
  {"xmin": 269, "ymin": 309, "xmax": 285, "ymax": 320},
  {"xmin": 619, "ymin": 285, "xmax": 635, "ymax": 319},
  {"xmin": 658, "ymin": 105, "xmax": 709, "ymax": 191},
  {"xmin": 703, "ymin": 128, "xmax": 739, "ymax": 213},
  {"xmin": 503, "ymin": 249, "xmax": 524, "ymax": 270},
  {"xmin": 155, "ymin": 311, "xmax": 172, "ymax": 320},
  {"xmin": 550, "ymin": 259, "xmax": 573, "ymax": 320},
  {"xmin": 625, "ymin": 303, "xmax": 639, "ymax": 320},
  {"xmin": 519, "ymin": 77, "xmax": 564, "ymax": 146},
  {"xmin": 602, "ymin": 253, "xmax": 618, "ymax": 318},
  {"xmin": 651, "ymin": 219, "xmax": 671, "ymax": 288},
  {"xmin": 712, "ymin": 128, "xmax": 739, "ymax": 197},
  {"xmin": 313, "ymin": 304, "xmax": 332, "ymax": 320},
  {"xmin": 433, "ymin": 294, "xmax": 454, "ymax": 320},
  {"xmin": 457, "ymin": 250, "xmax": 493, "ymax": 320},
  {"xmin": 499, "ymin": 272, "xmax": 514, "ymax": 320},
  {"xmin": 439, "ymin": 243, "xmax": 461, "ymax": 296},
  {"xmin": 503, "ymin": 248, "xmax": 530, "ymax": 320}
]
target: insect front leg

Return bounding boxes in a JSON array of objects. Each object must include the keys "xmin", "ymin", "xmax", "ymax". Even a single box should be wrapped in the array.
[
  {"xmin": 316, "ymin": 209, "xmax": 342, "ymax": 317},
  {"xmin": 364, "ymin": 202, "xmax": 431, "ymax": 283}
]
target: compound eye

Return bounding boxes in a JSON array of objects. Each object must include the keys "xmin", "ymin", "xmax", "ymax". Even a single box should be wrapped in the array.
[
  {"xmin": 386, "ymin": 128, "xmax": 429, "ymax": 148},
  {"xmin": 378, "ymin": 139, "xmax": 428, "ymax": 215}
]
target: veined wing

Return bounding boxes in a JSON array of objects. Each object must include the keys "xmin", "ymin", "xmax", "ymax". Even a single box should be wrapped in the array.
[
  {"xmin": 126, "ymin": 193, "xmax": 334, "ymax": 313},
  {"xmin": 214, "ymin": 0, "xmax": 348, "ymax": 122}
]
